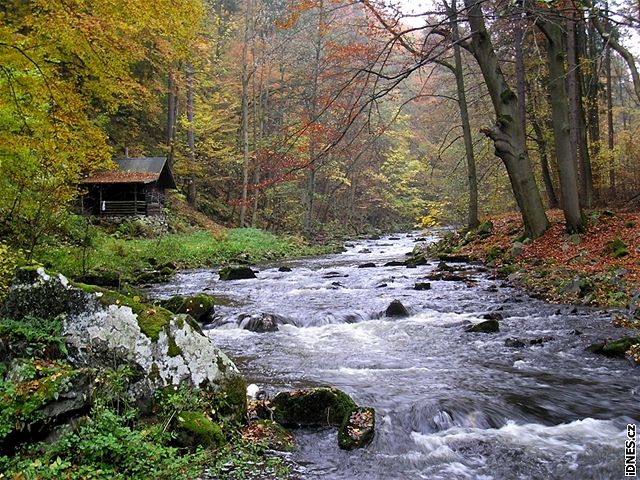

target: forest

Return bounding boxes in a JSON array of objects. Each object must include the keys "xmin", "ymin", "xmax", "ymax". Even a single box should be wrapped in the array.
[
  {"xmin": 1, "ymin": 0, "xmax": 640, "ymax": 479},
  {"xmin": 0, "ymin": 0, "xmax": 637, "ymax": 251}
]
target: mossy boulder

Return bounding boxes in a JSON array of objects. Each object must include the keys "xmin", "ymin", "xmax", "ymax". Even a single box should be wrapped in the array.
[
  {"xmin": 4, "ymin": 268, "xmax": 242, "ymax": 409},
  {"xmin": 219, "ymin": 266, "xmax": 256, "ymax": 281},
  {"xmin": 271, "ymin": 387, "xmax": 357, "ymax": 427},
  {"xmin": 338, "ymin": 407, "xmax": 375, "ymax": 450},
  {"xmin": 385, "ymin": 300, "xmax": 409, "ymax": 318},
  {"xmin": 160, "ymin": 294, "xmax": 215, "ymax": 323},
  {"xmin": 174, "ymin": 411, "xmax": 225, "ymax": 449},
  {"xmin": 241, "ymin": 420, "xmax": 295, "ymax": 452},
  {"xmin": 0, "ymin": 359, "xmax": 92, "ymax": 454},
  {"xmin": 465, "ymin": 319, "xmax": 499, "ymax": 333},
  {"xmin": 587, "ymin": 337, "xmax": 640, "ymax": 357}
]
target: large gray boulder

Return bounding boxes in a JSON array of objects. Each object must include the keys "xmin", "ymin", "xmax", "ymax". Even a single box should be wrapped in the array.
[{"xmin": 2, "ymin": 268, "xmax": 243, "ymax": 403}]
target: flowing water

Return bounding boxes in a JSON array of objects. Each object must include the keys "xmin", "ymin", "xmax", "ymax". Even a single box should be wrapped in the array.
[{"xmin": 147, "ymin": 233, "xmax": 639, "ymax": 480}]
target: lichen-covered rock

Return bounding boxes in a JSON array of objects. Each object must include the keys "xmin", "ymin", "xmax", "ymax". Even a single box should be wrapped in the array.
[
  {"xmin": 219, "ymin": 266, "xmax": 257, "ymax": 280},
  {"xmin": 465, "ymin": 319, "xmax": 499, "ymax": 333},
  {"xmin": 271, "ymin": 387, "xmax": 357, "ymax": 427},
  {"xmin": 241, "ymin": 420, "xmax": 295, "ymax": 452},
  {"xmin": 174, "ymin": 411, "xmax": 225, "ymax": 449},
  {"xmin": 338, "ymin": 407, "xmax": 375, "ymax": 450},
  {"xmin": 2, "ymin": 269, "xmax": 242, "ymax": 406},
  {"xmin": 385, "ymin": 300, "xmax": 409, "ymax": 318}
]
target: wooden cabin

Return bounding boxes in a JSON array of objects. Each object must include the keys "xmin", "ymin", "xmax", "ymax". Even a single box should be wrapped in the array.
[{"xmin": 80, "ymin": 157, "xmax": 176, "ymax": 216}]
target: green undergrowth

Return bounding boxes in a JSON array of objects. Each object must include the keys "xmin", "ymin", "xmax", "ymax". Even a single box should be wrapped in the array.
[
  {"xmin": 0, "ymin": 311, "xmax": 288, "ymax": 480},
  {"xmin": 37, "ymin": 228, "xmax": 330, "ymax": 284}
]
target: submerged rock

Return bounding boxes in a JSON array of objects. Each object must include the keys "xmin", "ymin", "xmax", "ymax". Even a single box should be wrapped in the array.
[
  {"xmin": 358, "ymin": 263, "xmax": 377, "ymax": 268},
  {"xmin": 219, "ymin": 266, "xmax": 257, "ymax": 280},
  {"xmin": 238, "ymin": 313, "xmax": 294, "ymax": 332},
  {"xmin": 465, "ymin": 319, "xmax": 499, "ymax": 333},
  {"xmin": 385, "ymin": 300, "xmax": 409, "ymax": 318},
  {"xmin": 384, "ymin": 261, "xmax": 405, "ymax": 267},
  {"xmin": 271, "ymin": 387, "xmax": 357, "ymax": 427},
  {"xmin": 414, "ymin": 282, "xmax": 431, "ymax": 291},
  {"xmin": 338, "ymin": 407, "xmax": 375, "ymax": 450}
]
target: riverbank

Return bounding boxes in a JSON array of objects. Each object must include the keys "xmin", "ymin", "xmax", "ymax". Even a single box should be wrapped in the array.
[{"xmin": 424, "ymin": 209, "xmax": 640, "ymax": 313}]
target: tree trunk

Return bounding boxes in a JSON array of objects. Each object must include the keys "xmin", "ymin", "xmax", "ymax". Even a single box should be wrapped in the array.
[
  {"xmin": 303, "ymin": 0, "xmax": 324, "ymax": 236},
  {"xmin": 537, "ymin": 14, "xmax": 583, "ymax": 233},
  {"xmin": 605, "ymin": 44, "xmax": 616, "ymax": 198},
  {"xmin": 239, "ymin": 0, "xmax": 252, "ymax": 227},
  {"xmin": 449, "ymin": 0, "xmax": 478, "ymax": 229},
  {"xmin": 531, "ymin": 116, "xmax": 559, "ymax": 208},
  {"xmin": 463, "ymin": 0, "xmax": 549, "ymax": 238},
  {"xmin": 166, "ymin": 73, "xmax": 178, "ymax": 166},
  {"xmin": 575, "ymin": 16, "xmax": 594, "ymax": 207},
  {"xmin": 186, "ymin": 63, "xmax": 196, "ymax": 208}
]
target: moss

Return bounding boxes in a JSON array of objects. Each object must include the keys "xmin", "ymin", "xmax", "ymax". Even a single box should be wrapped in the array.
[
  {"xmin": 604, "ymin": 237, "xmax": 628, "ymax": 258},
  {"xmin": 75, "ymin": 282, "xmax": 175, "ymax": 341},
  {"xmin": 73, "ymin": 283, "xmax": 144, "ymax": 314},
  {"xmin": 137, "ymin": 307, "xmax": 173, "ymax": 342},
  {"xmin": 241, "ymin": 420, "xmax": 295, "ymax": 452},
  {"xmin": 271, "ymin": 387, "xmax": 357, "ymax": 427},
  {"xmin": 216, "ymin": 356, "xmax": 227, "ymax": 374},
  {"xmin": 338, "ymin": 407, "xmax": 375, "ymax": 450},
  {"xmin": 219, "ymin": 374, "xmax": 248, "ymax": 424},
  {"xmin": 160, "ymin": 295, "xmax": 185, "ymax": 313},
  {"xmin": 176, "ymin": 411, "xmax": 225, "ymax": 448},
  {"xmin": 149, "ymin": 362, "xmax": 160, "ymax": 382},
  {"xmin": 167, "ymin": 334, "xmax": 182, "ymax": 358},
  {"xmin": 587, "ymin": 336, "xmax": 640, "ymax": 357}
]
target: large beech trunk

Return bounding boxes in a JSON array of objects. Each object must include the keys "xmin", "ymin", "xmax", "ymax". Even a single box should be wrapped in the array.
[
  {"xmin": 463, "ymin": 0, "xmax": 549, "ymax": 238},
  {"xmin": 537, "ymin": 13, "xmax": 583, "ymax": 233}
]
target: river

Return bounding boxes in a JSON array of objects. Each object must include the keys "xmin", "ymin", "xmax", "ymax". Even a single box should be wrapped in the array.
[{"xmin": 146, "ymin": 233, "xmax": 639, "ymax": 479}]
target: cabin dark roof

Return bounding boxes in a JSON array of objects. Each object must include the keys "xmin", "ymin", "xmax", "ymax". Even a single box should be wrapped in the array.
[{"xmin": 81, "ymin": 157, "xmax": 176, "ymax": 188}]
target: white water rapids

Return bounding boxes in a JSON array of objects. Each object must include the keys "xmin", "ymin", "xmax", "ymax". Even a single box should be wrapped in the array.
[{"xmin": 147, "ymin": 233, "xmax": 639, "ymax": 479}]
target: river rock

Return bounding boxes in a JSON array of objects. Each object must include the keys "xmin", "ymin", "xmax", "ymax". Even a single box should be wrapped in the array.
[
  {"xmin": 414, "ymin": 282, "xmax": 431, "ymax": 291},
  {"xmin": 338, "ymin": 407, "xmax": 375, "ymax": 450},
  {"xmin": 219, "ymin": 266, "xmax": 257, "ymax": 280},
  {"xmin": 160, "ymin": 293, "xmax": 215, "ymax": 323},
  {"xmin": 359, "ymin": 248, "xmax": 372, "ymax": 254},
  {"xmin": 587, "ymin": 337, "xmax": 640, "ymax": 357},
  {"xmin": 241, "ymin": 420, "xmax": 295, "ymax": 452},
  {"xmin": 174, "ymin": 411, "xmax": 225, "ymax": 449},
  {"xmin": 510, "ymin": 241, "xmax": 524, "ymax": 258},
  {"xmin": 439, "ymin": 254, "xmax": 471, "ymax": 263},
  {"xmin": 278, "ymin": 266, "xmax": 293, "ymax": 272},
  {"xmin": 238, "ymin": 313, "xmax": 294, "ymax": 332},
  {"xmin": 465, "ymin": 319, "xmax": 499, "ymax": 333},
  {"xmin": 384, "ymin": 261, "xmax": 405, "ymax": 267},
  {"xmin": 482, "ymin": 312, "xmax": 503, "ymax": 321},
  {"xmin": 504, "ymin": 338, "xmax": 526, "ymax": 348},
  {"xmin": 2, "ymin": 268, "xmax": 245, "ymax": 409},
  {"xmin": 271, "ymin": 387, "xmax": 357, "ymax": 427},
  {"xmin": 385, "ymin": 300, "xmax": 409, "ymax": 318},
  {"xmin": 358, "ymin": 263, "xmax": 377, "ymax": 268},
  {"xmin": 389, "ymin": 236, "xmax": 401, "ymax": 240}
]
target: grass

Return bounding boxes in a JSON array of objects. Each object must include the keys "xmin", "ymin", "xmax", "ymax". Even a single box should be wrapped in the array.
[{"xmin": 37, "ymin": 228, "xmax": 330, "ymax": 283}]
